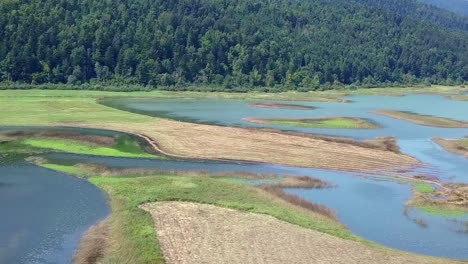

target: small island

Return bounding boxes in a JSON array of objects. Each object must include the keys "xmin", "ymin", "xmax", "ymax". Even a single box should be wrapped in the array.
[
  {"xmin": 249, "ymin": 103, "xmax": 316, "ymax": 110},
  {"xmin": 373, "ymin": 110, "xmax": 468, "ymax": 128},
  {"xmin": 433, "ymin": 138, "xmax": 468, "ymax": 158},
  {"xmin": 243, "ymin": 117, "xmax": 379, "ymax": 129}
]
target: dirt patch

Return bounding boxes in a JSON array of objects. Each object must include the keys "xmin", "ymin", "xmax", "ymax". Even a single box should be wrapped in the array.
[
  {"xmin": 141, "ymin": 202, "xmax": 460, "ymax": 264},
  {"xmin": 249, "ymin": 103, "xmax": 316, "ymax": 110},
  {"xmin": 433, "ymin": 138, "xmax": 468, "ymax": 158},
  {"xmin": 73, "ymin": 218, "xmax": 110, "ymax": 264}
]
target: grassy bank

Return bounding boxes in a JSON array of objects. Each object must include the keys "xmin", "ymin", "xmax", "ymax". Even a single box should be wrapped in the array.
[
  {"xmin": 373, "ymin": 110, "xmax": 468, "ymax": 128},
  {"xmin": 244, "ymin": 117, "xmax": 379, "ymax": 129}
]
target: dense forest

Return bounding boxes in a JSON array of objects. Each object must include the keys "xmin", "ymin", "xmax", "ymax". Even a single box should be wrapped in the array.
[
  {"xmin": 419, "ymin": 0, "xmax": 468, "ymax": 17},
  {"xmin": 0, "ymin": 0, "xmax": 467, "ymax": 91}
]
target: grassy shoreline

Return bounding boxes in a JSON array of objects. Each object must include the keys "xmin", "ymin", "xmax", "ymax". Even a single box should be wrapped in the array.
[
  {"xmin": 373, "ymin": 110, "xmax": 468, "ymax": 128},
  {"xmin": 244, "ymin": 117, "xmax": 379, "ymax": 129}
]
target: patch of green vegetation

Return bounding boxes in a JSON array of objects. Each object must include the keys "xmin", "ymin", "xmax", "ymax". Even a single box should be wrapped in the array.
[
  {"xmin": 267, "ymin": 118, "xmax": 376, "ymax": 129},
  {"xmin": 415, "ymin": 184, "xmax": 436, "ymax": 193},
  {"xmin": 416, "ymin": 205, "xmax": 467, "ymax": 217},
  {"xmin": 22, "ymin": 138, "xmax": 157, "ymax": 158},
  {"xmin": 41, "ymin": 163, "xmax": 89, "ymax": 177}
]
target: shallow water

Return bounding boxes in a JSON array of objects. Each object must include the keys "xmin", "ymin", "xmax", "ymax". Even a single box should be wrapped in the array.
[{"xmin": 0, "ymin": 161, "xmax": 109, "ymax": 263}]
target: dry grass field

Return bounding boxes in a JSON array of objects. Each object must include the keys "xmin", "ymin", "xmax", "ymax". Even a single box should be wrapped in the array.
[{"xmin": 142, "ymin": 202, "xmax": 462, "ymax": 264}]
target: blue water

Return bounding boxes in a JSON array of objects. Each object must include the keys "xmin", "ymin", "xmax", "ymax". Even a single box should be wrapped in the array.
[{"xmin": 0, "ymin": 161, "xmax": 109, "ymax": 264}]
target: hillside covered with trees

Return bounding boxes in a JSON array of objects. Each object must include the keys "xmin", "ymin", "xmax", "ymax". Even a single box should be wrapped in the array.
[{"xmin": 0, "ymin": 0, "xmax": 467, "ymax": 91}]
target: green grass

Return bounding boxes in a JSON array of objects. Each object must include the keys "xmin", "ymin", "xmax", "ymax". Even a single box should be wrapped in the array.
[
  {"xmin": 416, "ymin": 205, "xmax": 467, "ymax": 217},
  {"xmin": 22, "ymin": 138, "xmax": 157, "ymax": 158},
  {"xmin": 415, "ymin": 184, "xmax": 436, "ymax": 193},
  {"xmin": 266, "ymin": 118, "xmax": 377, "ymax": 129},
  {"xmin": 41, "ymin": 163, "xmax": 90, "ymax": 177}
]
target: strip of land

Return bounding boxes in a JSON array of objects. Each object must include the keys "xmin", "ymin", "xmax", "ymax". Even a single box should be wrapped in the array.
[
  {"xmin": 244, "ymin": 117, "xmax": 379, "ymax": 129},
  {"xmin": 0, "ymin": 90, "xmax": 418, "ymax": 173},
  {"xmin": 248, "ymin": 103, "xmax": 317, "ymax": 110},
  {"xmin": 373, "ymin": 110, "xmax": 468, "ymax": 128},
  {"xmin": 433, "ymin": 138, "xmax": 468, "ymax": 158},
  {"xmin": 449, "ymin": 95, "xmax": 468, "ymax": 101}
]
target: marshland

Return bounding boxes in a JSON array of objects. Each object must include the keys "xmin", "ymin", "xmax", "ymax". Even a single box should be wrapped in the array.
[{"xmin": 1, "ymin": 88, "xmax": 467, "ymax": 263}]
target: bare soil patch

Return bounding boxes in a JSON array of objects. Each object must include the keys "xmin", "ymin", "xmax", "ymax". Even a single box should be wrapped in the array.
[{"xmin": 141, "ymin": 202, "xmax": 460, "ymax": 264}]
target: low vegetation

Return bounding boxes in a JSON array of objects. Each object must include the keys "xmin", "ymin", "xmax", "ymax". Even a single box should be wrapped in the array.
[
  {"xmin": 433, "ymin": 138, "xmax": 468, "ymax": 158},
  {"xmin": 408, "ymin": 183, "xmax": 468, "ymax": 217},
  {"xmin": 244, "ymin": 117, "xmax": 379, "ymax": 129},
  {"xmin": 373, "ymin": 110, "xmax": 468, "ymax": 128},
  {"xmin": 415, "ymin": 184, "xmax": 436, "ymax": 193}
]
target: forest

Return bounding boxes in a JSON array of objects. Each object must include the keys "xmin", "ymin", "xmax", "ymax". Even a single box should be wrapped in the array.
[{"xmin": 0, "ymin": 0, "xmax": 467, "ymax": 91}]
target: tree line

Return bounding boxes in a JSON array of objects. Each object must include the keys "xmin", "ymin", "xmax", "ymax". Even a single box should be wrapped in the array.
[{"xmin": 0, "ymin": 0, "xmax": 467, "ymax": 91}]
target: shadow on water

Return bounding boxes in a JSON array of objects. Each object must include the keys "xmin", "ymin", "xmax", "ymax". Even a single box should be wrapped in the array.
[{"xmin": 0, "ymin": 160, "xmax": 109, "ymax": 264}]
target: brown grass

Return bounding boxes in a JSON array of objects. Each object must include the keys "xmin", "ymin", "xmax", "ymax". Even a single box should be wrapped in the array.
[
  {"xmin": 260, "ymin": 185, "xmax": 337, "ymax": 220},
  {"xmin": 72, "ymin": 119, "xmax": 417, "ymax": 174},
  {"xmin": 141, "ymin": 202, "xmax": 463, "ymax": 264},
  {"xmin": 73, "ymin": 218, "xmax": 110, "ymax": 264},
  {"xmin": 373, "ymin": 110, "xmax": 468, "ymax": 128},
  {"xmin": 407, "ymin": 183, "xmax": 468, "ymax": 212},
  {"xmin": 271, "ymin": 176, "xmax": 333, "ymax": 189},
  {"xmin": 248, "ymin": 103, "xmax": 316, "ymax": 110},
  {"xmin": 433, "ymin": 138, "xmax": 468, "ymax": 158}
]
